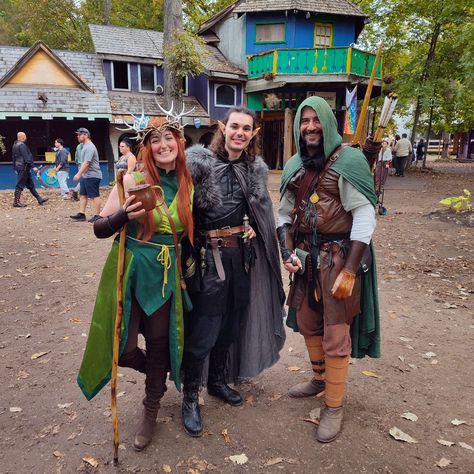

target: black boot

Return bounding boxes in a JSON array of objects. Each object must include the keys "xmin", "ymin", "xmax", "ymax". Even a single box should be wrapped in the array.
[
  {"xmin": 207, "ymin": 347, "xmax": 243, "ymax": 406},
  {"xmin": 118, "ymin": 347, "xmax": 146, "ymax": 374},
  {"xmin": 182, "ymin": 354, "xmax": 204, "ymax": 437},
  {"xmin": 30, "ymin": 188, "xmax": 48, "ymax": 205},
  {"xmin": 13, "ymin": 189, "xmax": 27, "ymax": 208},
  {"xmin": 133, "ymin": 338, "xmax": 168, "ymax": 451}
]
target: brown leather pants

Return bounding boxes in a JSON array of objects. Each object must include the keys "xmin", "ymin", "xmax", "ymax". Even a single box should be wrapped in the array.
[{"xmin": 295, "ymin": 242, "xmax": 360, "ymax": 357}]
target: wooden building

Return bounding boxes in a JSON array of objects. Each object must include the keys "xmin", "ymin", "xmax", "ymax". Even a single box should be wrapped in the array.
[{"xmin": 199, "ymin": 0, "xmax": 383, "ymax": 169}]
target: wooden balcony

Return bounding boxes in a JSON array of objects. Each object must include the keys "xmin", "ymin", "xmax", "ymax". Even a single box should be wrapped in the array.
[{"xmin": 247, "ymin": 47, "xmax": 382, "ymax": 81}]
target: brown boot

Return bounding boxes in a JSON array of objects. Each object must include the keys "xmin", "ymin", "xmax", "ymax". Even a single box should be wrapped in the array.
[
  {"xmin": 133, "ymin": 338, "xmax": 169, "ymax": 451},
  {"xmin": 316, "ymin": 406, "xmax": 344, "ymax": 443},
  {"xmin": 288, "ymin": 379, "xmax": 325, "ymax": 398}
]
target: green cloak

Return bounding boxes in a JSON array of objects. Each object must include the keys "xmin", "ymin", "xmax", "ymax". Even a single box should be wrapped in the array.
[{"xmin": 281, "ymin": 96, "xmax": 381, "ymax": 358}]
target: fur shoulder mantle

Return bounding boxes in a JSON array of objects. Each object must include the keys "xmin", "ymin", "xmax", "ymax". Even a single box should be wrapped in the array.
[{"xmin": 185, "ymin": 145, "xmax": 268, "ymax": 210}]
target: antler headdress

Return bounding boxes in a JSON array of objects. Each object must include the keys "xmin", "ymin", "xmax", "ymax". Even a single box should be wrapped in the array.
[{"xmin": 116, "ymin": 99, "xmax": 195, "ymax": 143}]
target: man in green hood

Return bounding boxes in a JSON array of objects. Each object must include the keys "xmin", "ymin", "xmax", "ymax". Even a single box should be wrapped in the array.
[{"xmin": 278, "ymin": 96, "xmax": 380, "ymax": 443}]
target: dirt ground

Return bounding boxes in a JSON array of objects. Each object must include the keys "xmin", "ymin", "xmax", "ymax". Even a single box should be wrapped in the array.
[{"xmin": 0, "ymin": 161, "xmax": 473, "ymax": 474}]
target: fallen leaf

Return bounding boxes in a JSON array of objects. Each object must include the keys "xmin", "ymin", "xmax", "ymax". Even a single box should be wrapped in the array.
[
  {"xmin": 263, "ymin": 457, "xmax": 284, "ymax": 467},
  {"xmin": 451, "ymin": 419, "xmax": 466, "ymax": 426},
  {"xmin": 53, "ymin": 451, "xmax": 63, "ymax": 458},
  {"xmin": 458, "ymin": 442, "xmax": 473, "ymax": 451},
  {"xmin": 117, "ymin": 391, "xmax": 125, "ymax": 398},
  {"xmin": 58, "ymin": 403, "xmax": 73, "ymax": 409},
  {"xmin": 309, "ymin": 408, "xmax": 321, "ymax": 421},
  {"xmin": 431, "ymin": 359, "xmax": 439, "ymax": 365},
  {"xmin": 229, "ymin": 454, "xmax": 248, "ymax": 465},
  {"xmin": 162, "ymin": 464, "xmax": 172, "ymax": 473},
  {"xmin": 35, "ymin": 293, "xmax": 43, "ymax": 300},
  {"xmin": 408, "ymin": 364, "xmax": 418, "ymax": 369},
  {"xmin": 302, "ymin": 417, "xmax": 319, "ymax": 426},
  {"xmin": 82, "ymin": 456, "xmax": 99, "ymax": 468},
  {"xmin": 69, "ymin": 318, "xmax": 82, "ymax": 323},
  {"xmin": 389, "ymin": 427, "xmax": 418, "ymax": 443},
  {"xmin": 221, "ymin": 429, "xmax": 230, "ymax": 443},
  {"xmin": 400, "ymin": 337, "xmax": 412, "ymax": 342},
  {"xmin": 17, "ymin": 370, "xmax": 29, "ymax": 379},
  {"xmin": 437, "ymin": 439, "xmax": 455, "ymax": 447},
  {"xmin": 401, "ymin": 412, "xmax": 418, "ymax": 422},
  {"xmin": 288, "ymin": 346, "xmax": 294, "ymax": 352},
  {"xmin": 10, "ymin": 406, "xmax": 22, "ymax": 413},
  {"xmin": 398, "ymin": 355, "xmax": 405, "ymax": 363},
  {"xmin": 423, "ymin": 352, "xmax": 437, "ymax": 359},
  {"xmin": 443, "ymin": 303, "xmax": 457, "ymax": 309},
  {"xmin": 435, "ymin": 458, "xmax": 451, "ymax": 468},
  {"xmin": 287, "ymin": 366, "xmax": 301, "ymax": 372},
  {"xmin": 269, "ymin": 393, "xmax": 282, "ymax": 401},
  {"xmin": 362, "ymin": 370, "xmax": 380, "ymax": 378},
  {"xmin": 31, "ymin": 350, "xmax": 50, "ymax": 360},
  {"xmin": 188, "ymin": 469, "xmax": 199, "ymax": 474}
]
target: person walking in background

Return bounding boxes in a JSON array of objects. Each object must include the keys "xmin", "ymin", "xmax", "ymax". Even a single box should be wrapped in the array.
[
  {"xmin": 12, "ymin": 131, "xmax": 48, "ymax": 208},
  {"xmin": 375, "ymin": 139, "xmax": 392, "ymax": 191},
  {"xmin": 116, "ymin": 138, "xmax": 137, "ymax": 174},
  {"xmin": 390, "ymin": 134, "xmax": 400, "ymax": 176},
  {"xmin": 53, "ymin": 138, "xmax": 70, "ymax": 199},
  {"xmin": 393, "ymin": 133, "xmax": 412, "ymax": 177},
  {"xmin": 70, "ymin": 142, "xmax": 83, "ymax": 201},
  {"xmin": 415, "ymin": 138, "xmax": 426, "ymax": 166},
  {"xmin": 70, "ymin": 128, "xmax": 102, "ymax": 222}
]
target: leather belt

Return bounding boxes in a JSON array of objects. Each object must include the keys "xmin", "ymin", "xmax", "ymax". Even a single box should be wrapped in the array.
[
  {"xmin": 205, "ymin": 225, "xmax": 244, "ymax": 239},
  {"xmin": 206, "ymin": 233, "xmax": 242, "ymax": 281}
]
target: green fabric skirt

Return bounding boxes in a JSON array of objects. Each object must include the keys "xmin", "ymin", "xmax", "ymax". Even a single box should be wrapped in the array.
[{"xmin": 77, "ymin": 233, "xmax": 184, "ymax": 400}]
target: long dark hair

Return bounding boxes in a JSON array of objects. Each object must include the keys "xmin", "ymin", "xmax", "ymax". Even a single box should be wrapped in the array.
[{"xmin": 209, "ymin": 106, "xmax": 261, "ymax": 160}]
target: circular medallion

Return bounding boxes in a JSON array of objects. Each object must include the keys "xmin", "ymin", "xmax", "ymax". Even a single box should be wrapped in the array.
[{"xmin": 309, "ymin": 193, "xmax": 319, "ymax": 204}]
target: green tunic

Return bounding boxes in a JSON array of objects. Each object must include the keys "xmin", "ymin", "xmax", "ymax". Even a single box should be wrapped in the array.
[{"xmin": 77, "ymin": 170, "xmax": 192, "ymax": 400}]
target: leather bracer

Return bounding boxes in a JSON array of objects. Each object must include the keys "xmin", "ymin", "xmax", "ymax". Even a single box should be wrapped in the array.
[
  {"xmin": 93, "ymin": 209, "xmax": 129, "ymax": 239},
  {"xmin": 343, "ymin": 240, "xmax": 368, "ymax": 274},
  {"xmin": 276, "ymin": 224, "xmax": 294, "ymax": 263}
]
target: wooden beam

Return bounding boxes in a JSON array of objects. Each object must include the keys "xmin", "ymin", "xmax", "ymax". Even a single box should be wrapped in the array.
[{"xmin": 283, "ymin": 108, "xmax": 294, "ymax": 165}]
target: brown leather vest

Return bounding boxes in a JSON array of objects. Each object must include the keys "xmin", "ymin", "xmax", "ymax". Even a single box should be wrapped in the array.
[{"xmin": 290, "ymin": 161, "xmax": 353, "ymax": 236}]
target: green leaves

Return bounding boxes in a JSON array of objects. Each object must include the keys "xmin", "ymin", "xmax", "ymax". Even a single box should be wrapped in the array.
[{"xmin": 439, "ymin": 189, "xmax": 472, "ymax": 213}]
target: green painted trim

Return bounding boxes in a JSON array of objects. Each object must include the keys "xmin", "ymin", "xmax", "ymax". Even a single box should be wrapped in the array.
[
  {"xmin": 247, "ymin": 93, "xmax": 263, "ymax": 110},
  {"xmin": 254, "ymin": 21, "xmax": 287, "ymax": 45}
]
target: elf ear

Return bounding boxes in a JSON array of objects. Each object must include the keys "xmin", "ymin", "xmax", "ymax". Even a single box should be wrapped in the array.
[
  {"xmin": 218, "ymin": 121, "xmax": 226, "ymax": 134},
  {"xmin": 251, "ymin": 127, "xmax": 261, "ymax": 139}
]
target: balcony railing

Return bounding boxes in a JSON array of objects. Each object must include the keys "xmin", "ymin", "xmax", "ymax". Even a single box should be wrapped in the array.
[{"xmin": 247, "ymin": 47, "xmax": 382, "ymax": 80}]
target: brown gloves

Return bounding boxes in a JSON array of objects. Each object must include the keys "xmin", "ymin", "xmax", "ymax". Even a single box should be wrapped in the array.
[{"xmin": 331, "ymin": 240, "xmax": 368, "ymax": 299}]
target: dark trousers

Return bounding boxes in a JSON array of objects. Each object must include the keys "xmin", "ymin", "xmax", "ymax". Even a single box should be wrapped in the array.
[
  {"xmin": 395, "ymin": 155, "xmax": 408, "ymax": 176},
  {"xmin": 185, "ymin": 248, "xmax": 249, "ymax": 360},
  {"xmin": 15, "ymin": 167, "xmax": 38, "ymax": 194},
  {"xmin": 123, "ymin": 294, "xmax": 170, "ymax": 363}
]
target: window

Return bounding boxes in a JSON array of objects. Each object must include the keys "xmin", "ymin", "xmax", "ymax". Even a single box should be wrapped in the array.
[
  {"xmin": 314, "ymin": 23, "xmax": 333, "ymax": 48},
  {"xmin": 112, "ymin": 61, "xmax": 130, "ymax": 90},
  {"xmin": 139, "ymin": 64, "xmax": 155, "ymax": 92},
  {"xmin": 215, "ymin": 84, "xmax": 236, "ymax": 107},
  {"xmin": 255, "ymin": 23, "xmax": 285, "ymax": 43}
]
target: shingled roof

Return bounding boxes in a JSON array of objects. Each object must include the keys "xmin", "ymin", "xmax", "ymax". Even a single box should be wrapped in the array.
[
  {"xmin": 234, "ymin": 0, "xmax": 366, "ymax": 17},
  {"xmin": 0, "ymin": 45, "xmax": 111, "ymax": 117},
  {"xmin": 89, "ymin": 24, "xmax": 245, "ymax": 77}
]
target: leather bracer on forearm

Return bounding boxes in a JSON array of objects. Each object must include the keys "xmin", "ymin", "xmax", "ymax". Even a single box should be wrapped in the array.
[
  {"xmin": 276, "ymin": 224, "xmax": 294, "ymax": 263},
  {"xmin": 362, "ymin": 138, "xmax": 382, "ymax": 170},
  {"xmin": 343, "ymin": 240, "xmax": 369, "ymax": 274},
  {"xmin": 93, "ymin": 209, "xmax": 129, "ymax": 239}
]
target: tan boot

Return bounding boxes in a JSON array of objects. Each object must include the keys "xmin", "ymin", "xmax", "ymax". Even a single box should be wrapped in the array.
[
  {"xmin": 288, "ymin": 378, "xmax": 325, "ymax": 398},
  {"xmin": 316, "ymin": 406, "xmax": 343, "ymax": 443}
]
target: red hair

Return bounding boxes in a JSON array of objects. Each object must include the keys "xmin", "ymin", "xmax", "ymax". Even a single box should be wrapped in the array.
[{"xmin": 136, "ymin": 129, "xmax": 194, "ymax": 244}]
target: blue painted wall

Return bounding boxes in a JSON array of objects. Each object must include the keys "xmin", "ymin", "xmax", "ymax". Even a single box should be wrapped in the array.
[
  {"xmin": 188, "ymin": 75, "xmax": 208, "ymax": 111},
  {"xmin": 0, "ymin": 163, "xmax": 110, "ymax": 190},
  {"xmin": 246, "ymin": 12, "xmax": 357, "ymax": 55}
]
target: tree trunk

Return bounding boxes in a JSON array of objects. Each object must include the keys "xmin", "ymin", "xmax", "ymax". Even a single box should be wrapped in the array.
[
  {"xmin": 441, "ymin": 131, "xmax": 450, "ymax": 159},
  {"xmin": 163, "ymin": 0, "xmax": 183, "ymax": 111},
  {"xmin": 409, "ymin": 22, "xmax": 441, "ymax": 148},
  {"xmin": 104, "ymin": 0, "xmax": 112, "ymax": 25}
]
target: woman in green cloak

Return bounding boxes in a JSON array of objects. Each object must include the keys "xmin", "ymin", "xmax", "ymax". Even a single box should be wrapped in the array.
[{"xmin": 77, "ymin": 117, "xmax": 194, "ymax": 451}]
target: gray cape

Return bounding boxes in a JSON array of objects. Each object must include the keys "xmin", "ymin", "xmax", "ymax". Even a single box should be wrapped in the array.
[{"xmin": 186, "ymin": 145, "xmax": 286, "ymax": 379}]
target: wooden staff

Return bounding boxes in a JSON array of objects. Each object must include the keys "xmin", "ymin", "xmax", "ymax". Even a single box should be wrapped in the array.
[
  {"xmin": 112, "ymin": 170, "xmax": 127, "ymax": 466},
  {"xmin": 352, "ymin": 42, "xmax": 384, "ymax": 146}
]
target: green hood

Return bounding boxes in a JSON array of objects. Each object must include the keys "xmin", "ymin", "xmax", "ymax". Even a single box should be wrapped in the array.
[{"xmin": 293, "ymin": 96, "xmax": 342, "ymax": 159}]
